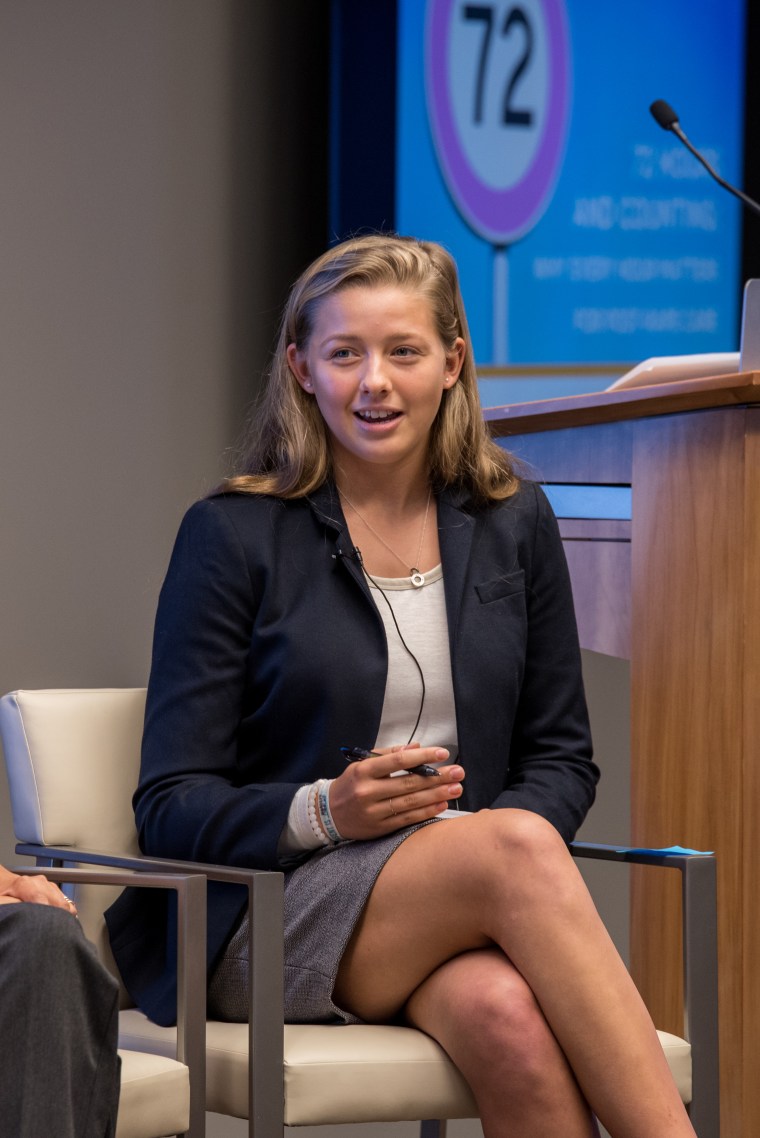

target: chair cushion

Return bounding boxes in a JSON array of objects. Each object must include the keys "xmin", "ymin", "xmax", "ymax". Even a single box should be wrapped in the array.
[
  {"xmin": 120, "ymin": 1010, "xmax": 693, "ymax": 1124},
  {"xmin": 281, "ymin": 1023, "xmax": 478, "ymax": 1125},
  {"xmin": 119, "ymin": 1009, "xmax": 477, "ymax": 1123},
  {"xmin": 656, "ymin": 1030, "xmax": 692, "ymax": 1104},
  {"xmin": 116, "ymin": 1049, "xmax": 189, "ymax": 1138}
]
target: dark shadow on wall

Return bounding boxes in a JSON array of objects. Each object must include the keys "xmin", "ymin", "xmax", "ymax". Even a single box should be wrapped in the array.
[{"xmin": 224, "ymin": 2, "xmax": 331, "ymax": 460}]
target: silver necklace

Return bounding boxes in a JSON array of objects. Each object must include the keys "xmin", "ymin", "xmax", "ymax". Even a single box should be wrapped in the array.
[{"xmin": 338, "ymin": 485, "xmax": 432, "ymax": 588}]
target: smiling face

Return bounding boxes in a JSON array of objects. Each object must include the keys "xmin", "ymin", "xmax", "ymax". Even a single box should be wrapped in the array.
[{"xmin": 287, "ymin": 285, "xmax": 465, "ymax": 483}]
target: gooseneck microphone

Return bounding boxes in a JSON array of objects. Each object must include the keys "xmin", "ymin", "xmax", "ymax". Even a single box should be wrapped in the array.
[{"xmin": 649, "ymin": 99, "xmax": 760, "ymax": 217}]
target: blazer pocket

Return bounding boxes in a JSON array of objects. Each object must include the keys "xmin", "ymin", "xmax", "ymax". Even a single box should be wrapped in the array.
[{"xmin": 475, "ymin": 570, "xmax": 525, "ymax": 605}]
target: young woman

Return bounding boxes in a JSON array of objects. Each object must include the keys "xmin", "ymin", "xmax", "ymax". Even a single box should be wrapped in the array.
[{"xmin": 108, "ymin": 235, "xmax": 697, "ymax": 1137}]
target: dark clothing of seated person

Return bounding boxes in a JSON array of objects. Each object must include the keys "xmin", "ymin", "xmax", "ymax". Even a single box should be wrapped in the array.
[{"xmin": 0, "ymin": 864, "xmax": 120, "ymax": 1138}]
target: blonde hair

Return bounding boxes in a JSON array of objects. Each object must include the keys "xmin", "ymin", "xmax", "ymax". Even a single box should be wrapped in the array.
[{"xmin": 221, "ymin": 234, "xmax": 519, "ymax": 503}]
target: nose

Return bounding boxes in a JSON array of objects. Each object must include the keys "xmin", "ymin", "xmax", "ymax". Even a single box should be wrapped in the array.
[{"xmin": 359, "ymin": 353, "xmax": 390, "ymax": 395}]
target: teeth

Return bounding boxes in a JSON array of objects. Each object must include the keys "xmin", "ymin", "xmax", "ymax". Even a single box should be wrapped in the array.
[{"xmin": 357, "ymin": 409, "xmax": 396, "ymax": 420}]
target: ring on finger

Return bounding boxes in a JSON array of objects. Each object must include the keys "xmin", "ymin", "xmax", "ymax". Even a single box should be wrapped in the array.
[{"xmin": 387, "ymin": 798, "xmax": 398, "ymax": 817}]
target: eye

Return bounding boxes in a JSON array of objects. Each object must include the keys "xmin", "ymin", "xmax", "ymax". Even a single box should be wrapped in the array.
[
  {"xmin": 330, "ymin": 347, "xmax": 354, "ymax": 360},
  {"xmin": 392, "ymin": 345, "xmax": 418, "ymax": 358}
]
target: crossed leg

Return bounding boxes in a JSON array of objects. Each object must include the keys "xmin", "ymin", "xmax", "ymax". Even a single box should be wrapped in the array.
[
  {"xmin": 406, "ymin": 947, "xmax": 598, "ymax": 1137},
  {"xmin": 334, "ymin": 809, "xmax": 695, "ymax": 1138}
]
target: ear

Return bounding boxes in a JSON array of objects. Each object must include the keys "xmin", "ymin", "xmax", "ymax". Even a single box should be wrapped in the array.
[
  {"xmin": 287, "ymin": 343, "xmax": 313, "ymax": 392},
  {"xmin": 443, "ymin": 337, "xmax": 466, "ymax": 388}
]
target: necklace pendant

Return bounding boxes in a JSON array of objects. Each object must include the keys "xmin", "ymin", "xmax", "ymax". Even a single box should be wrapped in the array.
[{"xmin": 410, "ymin": 569, "xmax": 425, "ymax": 588}]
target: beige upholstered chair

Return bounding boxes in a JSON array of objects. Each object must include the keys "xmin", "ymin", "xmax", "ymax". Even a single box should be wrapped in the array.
[{"xmin": 0, "ymin": 688, "xmax": 719, "ymax": 1138}]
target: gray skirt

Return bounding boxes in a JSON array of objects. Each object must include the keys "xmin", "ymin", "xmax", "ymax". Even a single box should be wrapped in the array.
[{"xmin": 208, "ymin": 822, "xmax": 434, "ymax": 1024}]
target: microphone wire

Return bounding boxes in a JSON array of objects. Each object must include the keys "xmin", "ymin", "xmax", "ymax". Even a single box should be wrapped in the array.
[{"xmin": 354, "ymin": 547, "xmax": 426, "ymax": 746}]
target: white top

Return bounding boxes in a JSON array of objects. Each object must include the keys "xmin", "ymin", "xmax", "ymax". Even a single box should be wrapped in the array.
[
  {"xmin": 281, "ymin": 566, "xmax": 459, "ymax": 854},
  {"xmin": 365, "ymin": 565, "xmax": 458, "ymax": 753}
]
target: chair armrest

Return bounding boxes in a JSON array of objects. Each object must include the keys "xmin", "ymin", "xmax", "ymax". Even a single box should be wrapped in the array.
[
  {"xmin": 16, "ymin": 865, "xmax": 207, "ymax": 1138},
  {"xmin": 17, "ymin": 841, "xmax": 284, "ymax": 1138},
  {"xmin": 16, "ymin": 840, "xmax": 282, "ymax": 891},
  {"xmin": 571, "ymin": 840, "xmax": 718, "ymax": 1046},
  {"xmin": 571, "ymin": 841, "xmax": 719, "ymax": 1136},
  {"xmin": 572, "ymin": 840, "xmax": 712, "ymax": 867}
]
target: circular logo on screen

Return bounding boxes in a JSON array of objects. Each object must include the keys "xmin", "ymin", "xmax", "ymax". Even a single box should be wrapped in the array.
[{"xmin": 425, "ymin": 0, "xmax": 571, "ymax": 244}]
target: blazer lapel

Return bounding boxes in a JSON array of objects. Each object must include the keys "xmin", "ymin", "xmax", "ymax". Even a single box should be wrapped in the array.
[
  {"xmin": 437, "ymin": 488, "xmax": 477, "ymax": 648},
  {"xmin": 306, "ymin": 481, "xmax": 375, "ymax": 600}
]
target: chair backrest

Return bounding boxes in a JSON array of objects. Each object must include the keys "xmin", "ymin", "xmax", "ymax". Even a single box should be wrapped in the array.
[{"xmin": 0, "ymin": 687, "xmax": 147, "ymax": 983}]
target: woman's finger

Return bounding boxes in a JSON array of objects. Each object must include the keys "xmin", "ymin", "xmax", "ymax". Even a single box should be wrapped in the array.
[
  {"xmin": 358, "ymin": 746, "xmax": 451, "ymax": 779},
  {"xmin": 385, "ymin": 776, "xmax": 463, "ymax": 820}
]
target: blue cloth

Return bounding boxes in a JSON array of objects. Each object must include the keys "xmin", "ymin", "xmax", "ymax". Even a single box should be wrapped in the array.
[{"xmin": 107, "ymin": 480, "xmax": 598, "ymax": 1025}]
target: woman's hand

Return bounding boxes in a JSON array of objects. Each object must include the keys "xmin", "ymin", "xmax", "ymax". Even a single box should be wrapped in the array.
[
  {"xmin": 0, "ymin": 866, "xmax": 78, "ymax": 913},
  {"xmin": 329, "ymin": 745, "xmax": 464, "ymax": 840}
]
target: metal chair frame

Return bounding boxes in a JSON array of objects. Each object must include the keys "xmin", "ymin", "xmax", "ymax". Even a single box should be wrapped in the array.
[
  {"xmin": 13, "ymin": 864, "xmax": 207, "ymax": 1138},
  {"xmin": 16, "ymin": 839, "xmax": 719, "ymax": 1138}
]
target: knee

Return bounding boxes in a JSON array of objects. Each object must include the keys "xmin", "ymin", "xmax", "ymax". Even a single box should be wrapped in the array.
[
  {"xmin": 479, "ymin": 808, "xmax": 569, "ymax": 871},
  {"xmin": 0, "ymin": 903, "xmax": 84, "ymax": 972},
  {"xmin": 461, "ymin": 968, "xmax": 564, "ymax": 1087}
]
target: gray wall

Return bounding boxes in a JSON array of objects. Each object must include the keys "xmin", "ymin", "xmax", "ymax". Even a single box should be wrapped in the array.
[
  {"xmin": 0, "ymin": 6, "xmax": 630, "ymax": 1135},
  {"xmin": 0, "ymin": 0, "xmax": 327, "ymax": 864}
]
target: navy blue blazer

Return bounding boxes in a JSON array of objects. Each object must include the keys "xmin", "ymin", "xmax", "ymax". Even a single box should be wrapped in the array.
[{"xmin": 107, "ymin": 480, "xmax": 598, "ymax": 1025}]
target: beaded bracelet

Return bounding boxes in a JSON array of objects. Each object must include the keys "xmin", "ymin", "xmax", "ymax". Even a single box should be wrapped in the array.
[
  {"xmin": 306, "ymin": 782, "xmax": 331, "ymax": 847},
  {"xmin": 316, "ymin": 778, "xmax": 344, "ymax": 844},
  {"xmin": 290, "ymin": 784, "xmax": 321, "ymax": 849}
]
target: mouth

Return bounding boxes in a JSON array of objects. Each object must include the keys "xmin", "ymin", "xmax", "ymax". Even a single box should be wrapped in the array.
[{"xmin": 354, "ymin": 409, "xmax": 402, "ymax": 422}]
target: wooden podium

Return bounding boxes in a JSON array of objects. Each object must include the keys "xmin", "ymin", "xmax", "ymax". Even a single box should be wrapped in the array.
[{"xmin": 485, "ymin": 372, "xmax": 760, "ymax": 1138}]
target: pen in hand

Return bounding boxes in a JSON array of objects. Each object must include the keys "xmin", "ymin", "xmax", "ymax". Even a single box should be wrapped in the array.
[{"xmin": 340, "ymin": 745, "xmax": 440, "ymax": 778}]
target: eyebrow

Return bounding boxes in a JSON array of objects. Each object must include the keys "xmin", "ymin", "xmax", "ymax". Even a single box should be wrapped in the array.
[
  {"xmin": 317, "ymin": 333, "xmax": 362, "ymax": 347},
  {"xmin": 317, "ymin": 331, "xmax": 428, "ymax": 349}
]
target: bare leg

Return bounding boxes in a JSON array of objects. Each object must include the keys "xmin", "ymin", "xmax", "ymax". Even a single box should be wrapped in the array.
[
  {"xmin": 334, "ymin": 809, "xmax": 694, "ymax": 1138},
  {"xmin": 405, "ymin": 947, "xmax": 597, "ymax": 1138}
]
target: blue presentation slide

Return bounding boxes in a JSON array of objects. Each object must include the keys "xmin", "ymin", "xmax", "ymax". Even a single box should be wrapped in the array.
[{"xmin": 396, "ymin": 0, "xmax": 747, "ymax": 402}]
